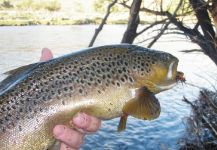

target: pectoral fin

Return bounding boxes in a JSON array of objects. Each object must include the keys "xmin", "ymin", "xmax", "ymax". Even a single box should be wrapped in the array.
[
  {"xmin": 118, "ymin": 88, "xmax": 161, "ymax": 132},
  {"xmin": 124, "ymin": 87, "xmax": 160, "ymax": 120},
  {"xmin": 118, "ymin": 87, "xmax": 160, "ymax": 131}
]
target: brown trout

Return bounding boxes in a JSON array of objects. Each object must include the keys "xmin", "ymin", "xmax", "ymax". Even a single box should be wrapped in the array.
[{"xmin": 0, "ymin": 44, "xmax": 184, "ymax": 150}]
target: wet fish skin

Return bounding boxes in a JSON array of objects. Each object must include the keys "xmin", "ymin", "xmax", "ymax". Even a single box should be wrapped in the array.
[{"xmin": 0, "ymin": 44, "xmax": 179, "ymax": 150}]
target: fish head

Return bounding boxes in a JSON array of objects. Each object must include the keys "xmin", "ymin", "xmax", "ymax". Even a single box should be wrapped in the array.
[{"xmin": 131, "ymin": 48, "xmax": 182, "ymax": 93}]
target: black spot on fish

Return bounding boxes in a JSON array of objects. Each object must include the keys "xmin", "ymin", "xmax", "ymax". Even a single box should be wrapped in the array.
[
  {"xmin": 5, "ymin": 116, "xmax": 9, "ymax": 121},
  {"xmin": 102, "ymin": 75, "xmax": 106, "ymax": 80},
  {"xmin": 91, "ymin": 72, "xmax": 95, "ymax": 76},
  {"xmin": 122, "ymin": 67, "xmax": 127, "ymax": 73},
  {"xmin": 19, "ymin": 108, "xmax": 23, "ymax": 113},
  {"xmin": 97, "ymin": 70, "xmax": 101, "ymax": 74},
  {"xmin": 42, "ymin": 96, "xmax": 47, "ymax": 101},
  {"xmin": 129, "ymin": 77, "xmax": 134, "ymax": 83},
  {"xmin": 64, "ymin": 87, "xmax": 68, "ymax": 91},
  {"xmin": 62, "ymin": 100, "xmax": 65, "ymax": 105},
  {"xmin": 120, "ymin": 77, "xmax": 125, "ymax": 82},
  {"xmin": 79, "ymin": 89, "xmax": 83, "ymax": 94},
  {"xmin": 15, "ymin": 92, "xmax": 19, "ymax": 96},
  {"xmin": 19, "ymin": 125, "xmax": 22, "ymax": 131},
  {"xmin": 118, "ymin": 69, "xmax": 122, "ymax": 74},
  {"xmin": 69, "ymin": 86, "xmax": 73, "ymax": 90},
  {"xmin": 124, "ymin": 75, "xmax": 128, "ymax": 80},
  {"xmin": 11, "ymin": 105, "xmax": 16, "ymax": 110},
  {"xmin": 2, "ymin": 127, "xmax": 6, "ymax": 133},
  {"xmin": 28, "ymin": 107, "xmax": 32, "ymax": 112},
  {"xmin": 97, "ymin": 90, "xmax": 101, "ymax": 94},
  {"xmin": 6, "ymin": 106, "xmax": 11, "ymax": 111},
  {"xmin": 97, "ymin": 79, "xmax": 101, "ymax": 84}
]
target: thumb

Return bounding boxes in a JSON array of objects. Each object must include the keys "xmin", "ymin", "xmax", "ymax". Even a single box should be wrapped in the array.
[{"xmin": 40, "ymin": 48, "xmax": 53, "ymax": 61}]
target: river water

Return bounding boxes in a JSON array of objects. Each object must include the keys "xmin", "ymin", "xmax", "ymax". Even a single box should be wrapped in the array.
[{"xmin": 0, "ymin": 25, "xmax": 216, "ymax": 150}]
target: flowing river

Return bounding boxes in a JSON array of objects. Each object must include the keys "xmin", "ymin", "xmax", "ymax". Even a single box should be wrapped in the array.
[{"xmin": 0, "ymin": 25, "xmax": 216, "ymax": 150}]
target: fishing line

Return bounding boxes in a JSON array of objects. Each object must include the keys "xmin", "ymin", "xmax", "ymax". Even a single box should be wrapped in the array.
[{"xmin": 185, "ymin": 82, "xmax": 204, "ymax": 89}]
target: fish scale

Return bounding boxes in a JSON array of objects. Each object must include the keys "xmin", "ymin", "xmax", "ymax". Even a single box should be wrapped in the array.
[{"xmin": 0, "ymin": 44, "xmax": 180, "ymax": 150}]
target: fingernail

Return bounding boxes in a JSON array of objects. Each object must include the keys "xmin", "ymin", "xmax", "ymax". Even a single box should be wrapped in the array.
[
  {"xmin": 73, "ymin": 113, "xmax": 91, "ymax": 130},
  {"xmin": 53, "ymin": 125, "xmax": 65, "ymax": 138},
  {"xmin": 73, "ymin": 113, "xmax": 83, "ymax": 125}
]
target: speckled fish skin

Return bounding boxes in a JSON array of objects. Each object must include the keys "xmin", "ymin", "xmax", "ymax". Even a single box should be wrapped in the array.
[{"xmin": 0, "ymin": 44, "xmax": 179, "ymax": 150}]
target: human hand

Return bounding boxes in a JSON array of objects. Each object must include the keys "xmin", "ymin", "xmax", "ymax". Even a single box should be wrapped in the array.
[{"xmin": 40, "ymin": 48, "xmax": 101, "ymax": 150}]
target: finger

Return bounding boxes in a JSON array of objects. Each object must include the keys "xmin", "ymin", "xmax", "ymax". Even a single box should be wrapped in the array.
[
  {"xmin": 71, "ymin": 113, "xmax": 101, "ymax": 133},
  {"xmin": 53, "ymin": 125, "xmax": 84, "ymax": 149},
  {"xmin": 60, "ymin": 143, "xmax": 77, "ymax": 150},
  {"xmin": 40, "ymin": 48, "xmax": 53, "ymax": 61}
]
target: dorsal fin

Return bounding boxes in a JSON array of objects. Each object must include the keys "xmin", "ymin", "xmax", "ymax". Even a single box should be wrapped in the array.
[
  {"xmin": 0, "ymin": 62, "xmax": 43, "ymax": 95},
  {"xmin": 4, "ymin": 63, "xmax": 39, "ymax": 76}
]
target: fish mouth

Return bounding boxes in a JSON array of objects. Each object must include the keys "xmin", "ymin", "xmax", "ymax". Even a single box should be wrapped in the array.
[
  {"xmin": 176, "ymin": 71, "xmax": 185, "ymax": 83},
  {"xmin": 155, "ymin": 71, "xmax": 185, "ymax": 91}
]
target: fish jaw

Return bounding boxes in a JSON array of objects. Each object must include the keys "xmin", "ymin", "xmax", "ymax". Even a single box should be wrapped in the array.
[
  {"xmin": 156, "ymin": 82, "xmax": 177, "ymax": 91},
  {"xmin": 137, "ymin": 80, "xmax": 176, "ymax": 94}
]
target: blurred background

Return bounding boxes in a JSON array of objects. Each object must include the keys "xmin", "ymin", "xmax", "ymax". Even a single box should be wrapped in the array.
[
  {"xmin": 0, "ymin": 0, "xmax": 130, "ymax": 25},
  {"xmin": 0, "ymin": 0, "xmax": 217, "ymax": 149}
]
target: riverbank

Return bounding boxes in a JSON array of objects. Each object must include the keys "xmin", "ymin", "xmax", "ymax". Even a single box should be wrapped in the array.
[
  {"xmin": 180, "ymin": 89, "xmax": 217, "ymax": 150},
  {"xmin": 0, "ymin": 11, "xmax": 131, "ymax": 26},
  {"xmin": 0, "ymin": 0, "xmax": 131, "ymax": 26},
  {"xmin": 0, "ymin": 10, "xmax": 129, "ymax": 26}
]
